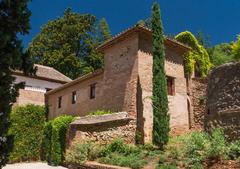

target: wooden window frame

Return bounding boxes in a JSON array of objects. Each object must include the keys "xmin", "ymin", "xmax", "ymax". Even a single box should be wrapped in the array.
[
  {"xmin": 90, "ymin": 83, "xmax": 96, "ymax": 99},
  {"xmin": 167, "ymin": 76, "xmax": 175, "ymax": 96},
  {"xmin": 72, "ymin": 91, "xmax": 77, "ymax": 104},
  {"xmin": 58, "ymin": 96, "xmax": 62, "ymax": 108}
]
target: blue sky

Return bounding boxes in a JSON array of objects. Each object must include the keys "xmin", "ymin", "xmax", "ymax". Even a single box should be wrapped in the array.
[{"xmin": 21, "ymin": 0, "xmax": 240, "ymax": 47}]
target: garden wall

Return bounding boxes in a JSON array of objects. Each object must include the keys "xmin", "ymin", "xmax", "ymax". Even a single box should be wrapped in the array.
[
  {"xmin": 67, "ymin": 112, "xmax": 136, "ymax": 145},
  {"xmin": 190, "ymin": 78, "xmax": 207, "ymax": 130},
  {"xmin": 205, "ymin": 62, "xmax": 240, "ymax": 140}
]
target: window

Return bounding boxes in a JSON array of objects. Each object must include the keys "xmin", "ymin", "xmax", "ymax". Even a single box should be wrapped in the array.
[
  {"xmin": 90, "ymin": 83, "xmax": 96, "ymax": 99},
  {"xmin": 72, "ymin": 91, "xmax": 77, "ymax": 104},
  {"xmin": 167, "ymin": 76, "xmax": 175, "ymax": 96},
  {"xmin": 58, "ymin": 96, "xmax": 62, "ymax": 108}
]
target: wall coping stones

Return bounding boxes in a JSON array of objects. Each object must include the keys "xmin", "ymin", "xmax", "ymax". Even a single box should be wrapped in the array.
[{"xmin": 70, "ymin": 112, "xmax": 133, "ymax": 127}]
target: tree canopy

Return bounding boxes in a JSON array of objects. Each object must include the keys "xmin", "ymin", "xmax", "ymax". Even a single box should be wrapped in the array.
[
  {"xmin": 232, "ymin": 35, "xmax": 240, "ymax": 60},
  {"xmin": 175, "ymin": 31, "xmax": 212, "ymax": 77},
  {"xmin": 208, "ymin": 43, "xmax": 234, "ymax": 66},
  {"xmin": 29, "ymin": 9, "xmax": 111, "ymax": 79},
  {"xmin": 151, "ymin": 2, "xmax": 169, "ymax": 148},
  {"xmin": 0, "ymin": 0, "xmax": 34, "ymax": 167}
]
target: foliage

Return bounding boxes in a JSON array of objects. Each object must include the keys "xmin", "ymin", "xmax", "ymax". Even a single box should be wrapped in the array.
[
  {"xmin": 88, "ymin": 110, "xmax": 113, "ymax": 116},
  {"xmin": 97, "ymin": 18, "xmax": 112, "ymax": 44},
  {"xmin": 66, "ymin": 139, "xmax": 160, "ymax": 169},
  {"xmin": 8, "ymin": 105, "xmax": 46, "ymax": 162},
  {"xmin": 65, "ymin": 141, "xmax": 93, "ymax": 164},
  {"xmin": 157, "ymin": 129, "xmax": 231, "ymax": 168},
  {"xmin": 29, "ymin": 8, "xmax": 111, "ymax": 79},
  {"xmin": 175, "ymin": 31, "xmax": 212, "ymax": 77},
  {"xmin": 41, "ymin": 121, "xmax": 52, "ymax": 162},
  {"xmin": 151, "ymin": 2, "xmax": 169, "ymax": 149},
  {"xmin": 42, "ymin": 115, "xmax": 74, "ymax": 166},
  {"xmin": 0, "ymin": 0, "xmax": 34, "ymax": 166},
  {"xmin": 227, "ymin": 140, "xmax": 240, "ymax": 160},
  {"xmin": 232, "ymin": 35, "xmax": 240, "ymax": 60},
  {"xmin": 208, "ymin": 43, "xmax": 234, "ymax": 66}
]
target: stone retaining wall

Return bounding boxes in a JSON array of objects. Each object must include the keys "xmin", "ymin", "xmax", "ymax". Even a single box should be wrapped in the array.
[
  {"xmin": 205, "ymin": 62, "xmax": 240, "ymax": 140},
  {"xmin": 68, "ymin": 112, "xmax": 136, "ymax": 145},
  {"xmin": 190, "ymin": 78, "xmax": 207, "ymax": 130}
]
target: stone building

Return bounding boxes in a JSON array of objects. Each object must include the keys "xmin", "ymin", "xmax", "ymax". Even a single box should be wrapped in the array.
[
  {"xmin": 205, "ymin": 62, "xmax": 240, "ymax": 140},
  {"xmin": 46, "ymin": 26, "xmax": 191, "ymax": 143},
  {"xmin": 12, "ymin": 64, "xmax": 71, "ymax": 105}
]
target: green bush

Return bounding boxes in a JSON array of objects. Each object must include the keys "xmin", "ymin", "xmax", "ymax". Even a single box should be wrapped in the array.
[
  {"xmin": 8, "ymin": 104, "xmax": 46, "ymax": 162},
  {"xmin": 227, "ymin": 140, "xmax": 240, "ymax": 160},
  {"xmin": 42, "ymin": 115, "xmax": 74, "ymax": 166},
  {"xmin": 88, "ymin": 110, "xmax": 113, "ymax": 116},
  {"xmin": 206, "ymin": 129, "xmax": 226, "ymax": 160},
  {"xmin": 65, "ymin": 141, "xmax": 93, "ymax": 164},
  {"xmin": 41, "ymin": 121, "xmax": 52, "ymax": 161}
]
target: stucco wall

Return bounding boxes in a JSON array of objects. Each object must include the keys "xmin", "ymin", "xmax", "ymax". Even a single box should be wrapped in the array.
[
  {"xmin": 47, "ymin": 34, "xmax": 139, "ymax": 120},
  {"xmin": 47, "ymin": 30, "xmax": 189, "ymax": 142},
  {"xmin": 14, "ymin": 75, "xmax": 64, "ymax": 106},
  {"xmin": 138, "ymin": 32, "xmax": 189, "ymax": 138}
]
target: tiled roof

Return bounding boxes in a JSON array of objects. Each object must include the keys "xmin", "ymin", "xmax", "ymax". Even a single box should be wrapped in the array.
[
  {"xmin": 97, "ymin": 25, "xmax": 191, "ymax": 51},
  {"xmin": 12, "ymin": 64, "xmax": 72, "ymax": 83}
]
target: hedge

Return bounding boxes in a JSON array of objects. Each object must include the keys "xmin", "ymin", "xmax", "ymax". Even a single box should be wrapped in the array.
[
  {"xmin": 8, "ymin": 104, "xmax": 46, "ymax": 162},
  {"xmin": 42, "ymin": 115, "xmax": 74, "ymax": 166}
]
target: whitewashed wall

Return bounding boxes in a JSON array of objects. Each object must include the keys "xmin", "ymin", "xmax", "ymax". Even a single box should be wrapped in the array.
[{"xmin": 13, "ymin": 75, "xmax": 63, "ymax": 93}]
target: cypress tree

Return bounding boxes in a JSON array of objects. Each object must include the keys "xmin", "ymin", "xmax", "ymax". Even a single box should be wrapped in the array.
[
  {"xmin": 151, "ymin": 2, "xmax": 169, "ymax": 149},
  {"xmin": 0, "ymin": 0, "xmax": 33, "ymax": 167},
  {"xmin": 98, "ymin": 18, "xmax": 112, "ymax": 43}
]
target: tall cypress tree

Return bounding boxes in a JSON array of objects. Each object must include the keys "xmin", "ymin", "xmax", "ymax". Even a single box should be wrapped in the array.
[
  {"xmin": 0, "ymin": 0, "xmax": 33, "ymax": 167},
  {"xmin": 97, "ymin": 18, "xmax": 112, "ymax": 44},
  {"xmin": 151, "ymin": 2, "xmax": 169, "ymax": 149}
]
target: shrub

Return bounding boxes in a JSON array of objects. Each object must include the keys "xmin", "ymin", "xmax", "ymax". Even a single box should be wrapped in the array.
[
  {"xmin": 65, "ymin": 141, "xmax": 93, "ymax": 164},
  {"xmin": 42, "ymin": 115, "xmax": 74, "ymax": 166},
  {"xmin": 65, "ymin": 139, "xmax": 158, "ymax": 169},
  {"xmin": 8, "ymin": 104, "xmax": 46, "ymax": 162},
  {"xmin": 206, "ymin": 128, "xmax": 226, "ymax": 160},
  {"xmin": 88, "ymin": 110, "xmax": 113, "ymax": 116},
  {"xmin": 227, "ymin": 140, "xmax": 240, "ymax": 160},
  {"xmin": 41, "ymin": 121, "xmax": 52, "ymax": 161},
  {"xmin": 184, "ymin": 131, "xmax": 210, "ymax": 165}
]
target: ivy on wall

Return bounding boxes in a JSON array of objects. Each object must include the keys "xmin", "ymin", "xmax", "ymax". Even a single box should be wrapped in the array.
[{"xmin": 175, "ymin": 31, "xmax": 212, "ymax": 77}]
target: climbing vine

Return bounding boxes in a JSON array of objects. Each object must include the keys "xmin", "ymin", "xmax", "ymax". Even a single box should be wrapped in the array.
[{"xmin": 175, "ymin": 31, "xmax": 212, "ymax": 77}]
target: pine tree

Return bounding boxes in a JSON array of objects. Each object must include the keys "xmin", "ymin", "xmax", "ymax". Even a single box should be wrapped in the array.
[
  {"xmin": 0, "ymin": 0, "xmax": 33, "ymax": 167},
  {"xmin": 151, "ymin": 2, "xmax": 169, "ymax": 149},
  {"xmin": 97, "ymin": 18, "xmax": 112, "ymax": 44}
]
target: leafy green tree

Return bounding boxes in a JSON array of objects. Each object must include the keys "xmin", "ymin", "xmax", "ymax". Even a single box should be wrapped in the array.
[
  {"xmin": 232, "ymin": 35, "xmax": 240, "ymax": 60},
  {"xmin": 97, "ymin": 18, "xmax": 112, "ymax": 44},
  {"xmin": 196, "ymin": 31, "xmax": 211, "ymax": 49},
  {"xmin": 175, "ymin": 31, "xmax": 212, "ymax": 77},
  {"xmin": 209, "ymin": 43, "xmax": 234, "ymax": 66},
  {"xmin": 0, "ymin": 0, "xmax": 34, "ymax": 167},
  {"xmin": 151, "ymin": 2, "xmax": 169, "ymax": 149},
  {"xmin": 29, "ymin": 9, "xmax": 111, "ymax": 79}
]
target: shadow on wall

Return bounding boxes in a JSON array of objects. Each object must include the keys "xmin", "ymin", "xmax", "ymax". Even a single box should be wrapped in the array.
[{"xmin": 136, "ymin": 76, "xmax": 144, "ymax": 144}]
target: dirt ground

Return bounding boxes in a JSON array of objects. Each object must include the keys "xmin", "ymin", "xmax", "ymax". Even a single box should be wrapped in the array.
[{"xmin": 3, "ymin": 162, "xmax": 67, "ymax": 169}]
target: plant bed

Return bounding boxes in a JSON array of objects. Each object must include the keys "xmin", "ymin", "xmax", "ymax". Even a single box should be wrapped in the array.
[{"xmin": 65, "ymin": 139, "xmax": 161, "ymax": 169}]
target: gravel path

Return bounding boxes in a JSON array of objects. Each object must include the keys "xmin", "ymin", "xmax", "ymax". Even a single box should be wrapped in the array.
[{"xmin": 3, "ymin": 162, "xmax": 67, "ymax": 169}]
